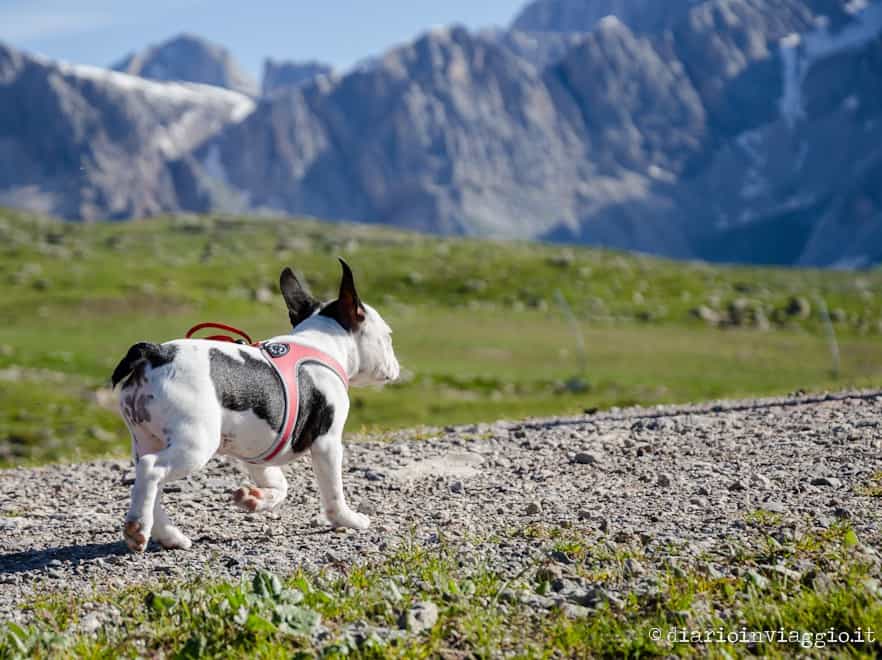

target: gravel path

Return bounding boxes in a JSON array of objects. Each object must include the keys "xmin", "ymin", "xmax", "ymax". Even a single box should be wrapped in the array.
[{"xmin": 2, "ymin": 389, "xmax": 882, "ymax": 622}]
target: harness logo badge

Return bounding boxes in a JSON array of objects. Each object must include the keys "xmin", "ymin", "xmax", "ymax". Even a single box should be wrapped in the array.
[{"xmin": 264, "ymin": 342, "xmax": 290, "ymax": 358}]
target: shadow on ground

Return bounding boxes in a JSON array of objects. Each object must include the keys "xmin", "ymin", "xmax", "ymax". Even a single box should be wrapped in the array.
[{"xmin": 0, "ymin": 541, "xmax": 129, "ymax": 575}]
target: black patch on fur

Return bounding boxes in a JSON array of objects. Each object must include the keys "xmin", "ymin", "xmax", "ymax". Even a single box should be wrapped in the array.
[
  {"xmin": 318, "ymin": 300, "xmax": 345, "ymax": 326},
  {"xmin": 289, "ymin": 369, "xmax": 335, "ymax": 453},
  {"xmin": 112, "ymin": 342, "xmax": 178, "ymax": 388},
  {"xmin": 318, "ymin": 299, "xmax": 364, "ymax": 330},
  {"xmin": 209, "ymin": 349, "xmax": 286, "ymax": 432}
]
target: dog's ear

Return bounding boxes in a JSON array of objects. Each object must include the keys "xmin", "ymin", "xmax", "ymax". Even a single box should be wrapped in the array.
[
  {"xmin": 279, "ymin": 267, "xmax": 318, "ymax": 328},
  {"xmin": 336, "ymin": 258, "xmax": 366, "ymax": 331}
]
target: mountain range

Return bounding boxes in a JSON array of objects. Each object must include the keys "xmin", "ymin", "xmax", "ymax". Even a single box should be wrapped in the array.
[{"xmin": 1, "ymin": 0, "xmax": 880, "ymax": 267}]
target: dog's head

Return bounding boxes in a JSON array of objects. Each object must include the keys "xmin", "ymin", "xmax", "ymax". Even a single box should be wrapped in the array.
[{"xmin": 280, "ymin": 259, "xmax": 400, "ymax": 385}]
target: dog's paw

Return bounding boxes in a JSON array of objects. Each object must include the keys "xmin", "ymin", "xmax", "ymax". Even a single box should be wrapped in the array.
[
  {"xmin": 154, "ymin": 525, "xmax": 192, "ymax": 551},
  {"xmin": 349, "ymin": 512, "xmax": 371, "ymax": 530},
  {"xmin": 328, "ymin": 509, "xmax": 371, "ymax": 530},
  {"xmin": 232, "ymin": 486, "xmax": 265, "ymax": 512},
  {"xmin": 123, "ymin": 519, "xmax": 148, "ymax": 553}
]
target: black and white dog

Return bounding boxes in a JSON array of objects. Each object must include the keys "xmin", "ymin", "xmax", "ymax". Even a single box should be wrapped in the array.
[{"xmin": 111, "ymin": 260, "xmax": 400, "ymax": 552}]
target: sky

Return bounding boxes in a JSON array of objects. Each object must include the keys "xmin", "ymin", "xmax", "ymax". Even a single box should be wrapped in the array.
[{"xmin": 0, "ymin": 0, "xmax": 528, "ymax": 78}]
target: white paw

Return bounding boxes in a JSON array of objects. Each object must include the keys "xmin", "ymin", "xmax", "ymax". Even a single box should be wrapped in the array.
[
  {"xmin": 154, "ymin": 525, "xmax": 192, "ymax": 550},
  {"xmin": 328, "ymin": 509, "xmax": 370, "ymax": 530}
]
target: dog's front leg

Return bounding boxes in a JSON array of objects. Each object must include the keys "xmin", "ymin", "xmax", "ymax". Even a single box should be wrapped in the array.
[
  {"xmin": 232, "ymin": 464, "xmax": 289, "ymax": 512},
  {"xmin": 310, "ymin": 433, "xmax": 369, "ymax": 530}
]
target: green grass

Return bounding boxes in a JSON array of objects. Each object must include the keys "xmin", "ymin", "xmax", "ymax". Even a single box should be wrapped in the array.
[
  {"xmin": 857, "ymin": 472, "xmax": 882, "ymax": 498},
  {"xmin": 3, "ymin": 207, "xmax": 882, "ymax": 466},
  {"xmin": 2, "ymin": 525, "xmax": 879, "ymax": 658}
]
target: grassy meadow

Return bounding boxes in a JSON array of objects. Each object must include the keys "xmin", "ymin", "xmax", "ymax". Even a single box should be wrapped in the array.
[{"xmin": 2, "ymin": 207, "xmax": 882, "ymax": 467}]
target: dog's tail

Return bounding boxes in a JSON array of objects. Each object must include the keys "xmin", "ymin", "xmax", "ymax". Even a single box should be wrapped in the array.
[{"xmin": 111, "ymin": 342, "xmax": 169, "ymax": 388}]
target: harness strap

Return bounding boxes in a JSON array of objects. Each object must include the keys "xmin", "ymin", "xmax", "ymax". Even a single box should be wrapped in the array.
[
  {"xmin": 186, "ymin": 322, "xmax": 254, "ymax": 345},
  {"xmin": 183, "ymin": 322, "xmax": 348, "ymax": 465},
  {"xmin": 243, "ymin": 341, "xmax": 349, "ymax": 465}
]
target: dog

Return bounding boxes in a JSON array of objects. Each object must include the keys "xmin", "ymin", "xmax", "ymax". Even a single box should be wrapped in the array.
[{"xmin": 111, "ymin": 259, "xmax": 400, "ymax": 552}]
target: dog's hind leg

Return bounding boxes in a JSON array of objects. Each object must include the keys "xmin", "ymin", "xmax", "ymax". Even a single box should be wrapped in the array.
[
  {"xmin": 124, "ymin": 420, "xmax": 219, "ymax": 552},
  {"xmin": 125, "ymin": 427, "xmax": 192, "ymax": 549},
  {"xmin": 310, "ymin": 433, "xmax": 369, "ymax": 530},
  {"xmin": 232, "ymin": 464, "xmax": 289, "ymax": 513},
  {"xmin": 123, "ymin": 452, "xmax": 165, "ymax": 552}
]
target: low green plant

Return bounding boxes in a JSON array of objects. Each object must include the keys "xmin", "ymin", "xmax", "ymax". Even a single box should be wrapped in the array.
[{"xmin": 2, "ymin": 525, "xmax": 879, "ymax": 658}]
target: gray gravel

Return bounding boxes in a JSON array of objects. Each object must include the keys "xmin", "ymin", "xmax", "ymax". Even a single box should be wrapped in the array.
[{"xmin": 2, "ymin": 389, "xmax": 882, "ymax": 622}]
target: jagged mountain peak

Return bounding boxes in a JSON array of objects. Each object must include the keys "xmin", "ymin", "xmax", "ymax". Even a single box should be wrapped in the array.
[
  {"xmin": 511, "ymin": 0, "xmax": 699, "ymax": 35},
  {"xmin": 3, "ymin": 1, "xmax": 882, "ymax": 266},
  {"xmin": 261, "ymin": 58, "xmax": 332, "ymax": 96},
  {"xmin": 112, "ymin": 33, "xmax": 258, "ymax": 96}
]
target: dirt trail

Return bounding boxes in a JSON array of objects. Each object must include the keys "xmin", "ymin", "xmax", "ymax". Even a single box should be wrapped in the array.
[{"xmin": 2, "ymin": 390, "xmax": 881, "ymax": 621}]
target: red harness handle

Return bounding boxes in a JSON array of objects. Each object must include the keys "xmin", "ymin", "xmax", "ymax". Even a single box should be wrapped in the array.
[{"xmin": 185, "ymin": 322, "xmax": 254, "ymax": 345}]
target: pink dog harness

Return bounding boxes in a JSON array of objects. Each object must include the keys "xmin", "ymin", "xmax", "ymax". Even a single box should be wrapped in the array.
[{"xmin": 243, "ymin": 341, "xmax": 349, "ymax": 465}]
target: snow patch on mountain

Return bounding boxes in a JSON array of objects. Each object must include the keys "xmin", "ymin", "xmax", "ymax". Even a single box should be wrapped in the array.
[
  {"xmin": 43, "ymin": 58, "xmax": 256, "ymax": 158},
  {"xmin": 845, "ymin": 0, "xmax": 870, "ymax": 15},
  {"xmin": 734, "ymin": 128, "xmax": 770, "ymax": 203},
  {"xmin": 53, "ymin": 60, "xmax": 255, "ymax": 118},
  {"xmin": 779, "ymin": 1, "xmax": 882, "ymax": 125},
  {"xmin": 597, "ymin": 14, "xmax": 624, "ymax": 30}
]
